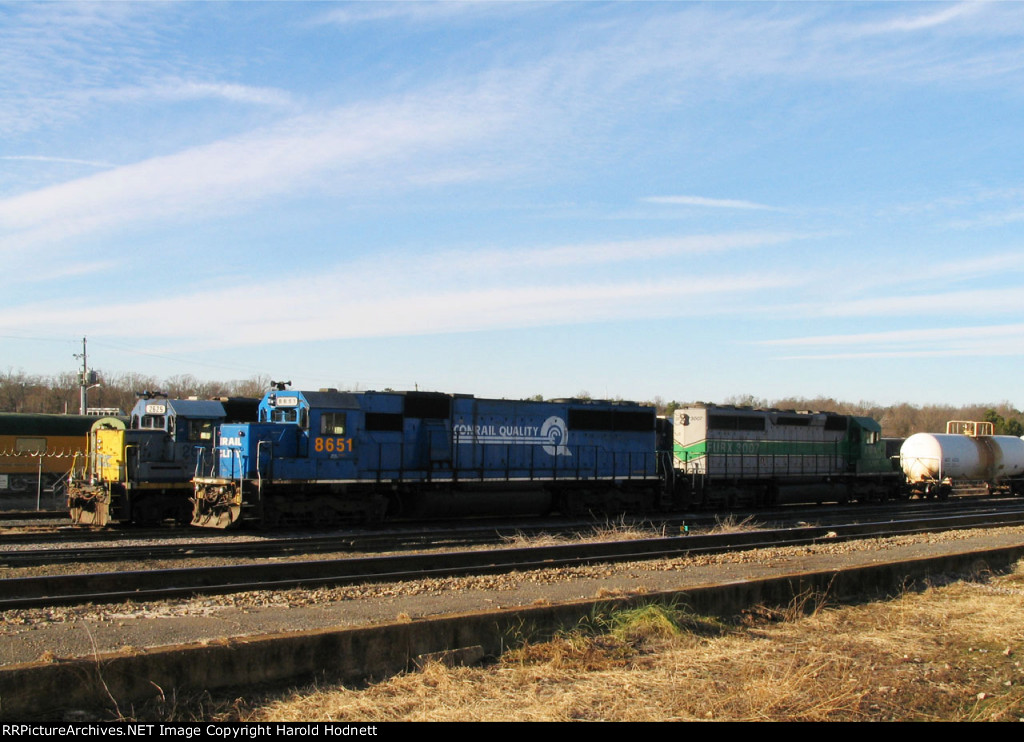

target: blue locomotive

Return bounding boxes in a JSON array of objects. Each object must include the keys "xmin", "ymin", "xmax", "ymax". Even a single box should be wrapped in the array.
[
  {"xmin": 68, "ymin": 394, "xmax": 258, "ymax": 525},
  {"xmin": 192, "ymin": 388, "xmax": 664, "ymax": 528}
]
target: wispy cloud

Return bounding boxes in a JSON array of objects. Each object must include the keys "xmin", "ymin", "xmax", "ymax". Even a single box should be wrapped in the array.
[
  {"xmin": 0, "ymin": 239, "xmax": 804, "ymax": 347},
  {"xmin": 851, "ymin": 2, "xmax": 983, "ymax": 35},
  {"xmin": 606, "ymin": 3, "xmax": 1024, "ymax": 92},
  {"xmin": 6, "ymin": 3, "xmax": 1023, "ymax": 253},
  {"xmin": 760, "ymin": 321, "xmax": 1024, "ymax": 360},
  {"xmin": 811, "ymin": 250, "xmax": 1024, "ymax": 303},
  {"xmin": 405, "ymin": 231, "xmax": 808, "ymax": 278},
  {"xmin": 0, "ymin": 4, "xmax": 186, "ymax": 134},
  {"xmin": 310, "ymin": 2, "xmax": 516, "ymax": 27},
  {"xmin": 0, "ymin": 90, "xmax": 512, "ymax": 251},
  {"xmin": 884, "ymin": 188, "xmax": 1024, "ymax": 231},
  {"xmin": 761, "ymin": 323, "xmax": 1024, "ymax": 348},
  {"xmin": 813, "ymin": 287, "xmax": 1024, "ymax": 318},
  {"xmin": 0, "ymin": 155, "xmax": 115, "ymax": 170},
  {"xmin": 1, "ymin": 7, "xmax": 289, "ymax": 139},
  {"xmin": 772, "ymin": 347, "xmax": 1024, "ymax": 361},
  {"xmin": 948, "ymin": 208, "xmax": 1024, "ymax": 230},
  {"xmin": 4, "ymin": 2, "xmax": 1024, "ymax": 401},
  {"xmin": 95, "ymin": 80, "xmax": 295, "ymax": 108},
  {"xmin": 642, "ymin": 195, "xmax": 778, "ymax": 211}
]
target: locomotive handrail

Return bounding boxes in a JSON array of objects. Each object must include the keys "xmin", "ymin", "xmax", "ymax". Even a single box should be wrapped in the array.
[
  {"xmin": 204, "ymin": 443, "xmax": 238, "ymax": 478},
  {"xmin": 193, "ymin": 446, "xmax": 207, "ymax": 479},
  {"xmin": 232, "ymin": 447, "xmax": 244, "ymax": 485},
  {"xmin": 50, "ymin": 468, "xmax": 72, "ymax": 499},
  {"xmin": 69, "ymin": 450, "xmax": 83, "ymax": 482},
  {"xmin": 255, "ymin": 440, "xmax": 273, "ymax": 503}
]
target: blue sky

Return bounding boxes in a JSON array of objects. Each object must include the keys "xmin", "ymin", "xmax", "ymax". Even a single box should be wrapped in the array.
[{"xmin": 1, "ymin": 1, "xmax": 1023, "ymax": 406}]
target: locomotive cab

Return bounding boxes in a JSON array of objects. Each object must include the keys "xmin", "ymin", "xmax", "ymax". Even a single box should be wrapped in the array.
[
  {"xmin": 68, "ymin": 396, "xmax": 258, "ymax": 526},
  {"xmin": 129, "ymin": 397, "xmax": 227, "ymax": 481},
  {"xmin": 847, "ymin": 417, "xmax": 889, "ymax": 474}
]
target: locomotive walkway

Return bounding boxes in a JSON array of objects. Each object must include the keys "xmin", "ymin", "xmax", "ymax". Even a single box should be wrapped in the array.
[{"xmin": 1, "ymin": 521, "xmax": 1023, "ymax": 718}]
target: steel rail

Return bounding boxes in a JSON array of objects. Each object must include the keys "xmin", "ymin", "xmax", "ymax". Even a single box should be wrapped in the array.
[
  {"xmin": 2, "ymin": 509, "xmax": 1024, "ymax": 610},
  {"xmin": 3, "ymin": 499, "xmax": 1019, "ymax": 567}
]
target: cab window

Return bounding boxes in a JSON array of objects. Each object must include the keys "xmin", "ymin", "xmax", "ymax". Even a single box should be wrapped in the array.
[
  {"xmin": 189, "ymin": 420, "xmax": 214, "ymax": 442},
  {"xmin": 272, "ymin": 408, "xmax": 297, "ymax": 423},
  {"xmin": 320, "ymin": 413, "xmax": 346, "ymax": 435}
]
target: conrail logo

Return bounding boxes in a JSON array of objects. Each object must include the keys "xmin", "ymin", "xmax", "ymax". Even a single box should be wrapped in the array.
[
  {"xmin": 218, "ymin": 434, "xmax": 245, "ymax": 459},
  {"xmin": 452, "ymin": 415, "xmax": 571, "ymax": 456}
]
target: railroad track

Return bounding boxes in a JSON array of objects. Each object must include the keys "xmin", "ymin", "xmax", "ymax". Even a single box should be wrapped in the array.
[
  {"xmin": 3, "ymin": 507, "xmax": 1024, "ymax": 610},
  {"xmin": 0, "ymin": 527, "xmax": 511, "ymax": 567},
  {"xmin": 0, "ymin": 510, "xmax": 64, "ymax": 521},
  {"xmin": 2, "ymin": 498, "xmax": 1016, "ymax": 567},
  {"xmin": 0, "ymin": 523, "xmax": 214, "ymax": 546}
]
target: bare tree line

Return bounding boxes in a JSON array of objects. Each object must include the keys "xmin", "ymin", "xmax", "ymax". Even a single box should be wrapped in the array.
[
  {"xmin": 2, "ymin": 370, "xmax": 1020, "ymax": 438},
  {"xmin": 648, "ymin": 394, "xmax": 1024, "ymax": 437},
  {"xmin": 0, "ymin": 369, "xmax": 272, "ymax": 417}
]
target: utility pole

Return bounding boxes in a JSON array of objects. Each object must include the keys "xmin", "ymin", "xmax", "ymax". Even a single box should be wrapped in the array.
[{"xmin": 73, "ymin": 336, "xmax": 98, "ymax": 415}]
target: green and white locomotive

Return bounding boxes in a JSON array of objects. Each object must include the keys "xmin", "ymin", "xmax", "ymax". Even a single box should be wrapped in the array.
[{"xmin": 671, "ymin": 404, "xmax": 900, "ymax": 508}]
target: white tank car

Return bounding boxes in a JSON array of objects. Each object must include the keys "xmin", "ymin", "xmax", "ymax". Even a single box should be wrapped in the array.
[{"xmin": 900, "ymin": 433, "xmax": 1024, "ymax": 484}]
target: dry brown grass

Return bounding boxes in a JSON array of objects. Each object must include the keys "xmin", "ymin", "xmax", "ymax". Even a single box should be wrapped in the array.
[
  {"xmin": 502, "ymin": 516, "xmax": 666, "ymax": 548},
  {"xmin": 219, "ymin": 562, "xmax": 1024, "ymax": 722},
  {"xmin": 588, "ymin": 515, "xmax": 667, "ymax": 541},
  {"xmin": 706, "ymin": 514, "xmax": 762, "ymax": 534},
  {"xmin": 501, "ymin": 530, "xmax": 572, "ymax": 548}
]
